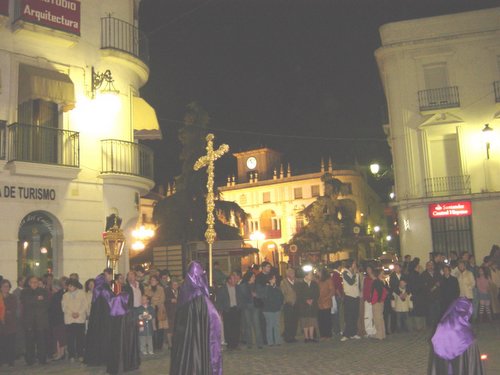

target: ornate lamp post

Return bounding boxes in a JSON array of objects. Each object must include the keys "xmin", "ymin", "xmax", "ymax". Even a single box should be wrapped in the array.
[
  {"xmin": 102, "ymin": 215, "xmax": 126, "ymax": 276},
  {"xmin": 482, "ymin": 124, "xmax": 494, "ymax": 160},
  {"xmin": 194, "ymin": 133, "xmax": 229, "ymax": 287}
]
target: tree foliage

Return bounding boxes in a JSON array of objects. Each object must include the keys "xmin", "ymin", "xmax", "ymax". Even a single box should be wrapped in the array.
[
  {"xmin": 153, "ymin": 102, "xmax": 247, "ymax": 244},
  {"xmin": 289, "ymin": 173, "xmax": 357, "ymax": 254}
]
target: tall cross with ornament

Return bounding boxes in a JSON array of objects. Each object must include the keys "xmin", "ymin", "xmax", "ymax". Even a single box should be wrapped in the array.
[{"xmin": 194, "ymin": 133, "xmax": 229, "ymax": 287}]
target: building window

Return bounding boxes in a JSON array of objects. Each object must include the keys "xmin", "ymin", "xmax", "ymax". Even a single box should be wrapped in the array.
[
  {"xmin": 294, "ymin": 187, "xmax": 303, "ymax": 199},
  {"xmin": 423, "ymin": 63, "xmax": 449, "ymax": 89},
  {"xmin": 431, "ymin": 216, "xmax": 473, "ymax": 258},
  {"xmin": 18, "ymin": 99, "xmax": 59, "ymax": 128},
  {"xmin": 271, "ymin": 217, "xmax": 281, "ymax": 231},
  {"xmin": 249, "ymin": 220, "xmax": 259, "ymax": 232},
  {"xmin": 311, "ymin": 185, "xmax": 320, "ymax": 197},
  {"xmin": 295, "ymin": 215, "xmax": 305, "ymax": 232},
  {"xmin": 263, "ymin": 191, "xmax": 271, "ymax": 203}
]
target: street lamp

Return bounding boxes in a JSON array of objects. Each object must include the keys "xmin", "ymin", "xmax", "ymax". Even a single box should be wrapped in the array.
[
  {"xmin": 102, "ymin": 215, "xmax": 125, "ymax": 276},
  {"xmin": 369, "ymin": 163, "xmax": 381, "ymax": 175},
  {"xmin": 250, "ymin": 230, "xmax": 265, "ymax": 251},
  {"xmin": 482, "ymin": 124, "xmax": 494, "ymax": 160},
  {"xmin": 373, "ymin": 225, "xmax": 381, "ymax": 233}
]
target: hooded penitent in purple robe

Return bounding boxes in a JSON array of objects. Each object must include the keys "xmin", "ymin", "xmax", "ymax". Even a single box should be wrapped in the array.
[
  {"xmin": 170, "ymin": 261, "xmax": 222, "ymax": 375},
  {"xmin": 429, "ymin": 297, "xmax": 485, "ymax": 375}
]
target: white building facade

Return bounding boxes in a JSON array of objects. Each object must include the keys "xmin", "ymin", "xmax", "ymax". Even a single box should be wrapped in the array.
[
  {"xmin": 219, "ymin": 148, "xmax": 386, "ymax": 268},
  {"xmin": 0, "ymin": 0, "xmax": 160, "ymax": 282},
  {"xmin": 375, "ymin": 7, "xmax": 500, "ymax": 263}
]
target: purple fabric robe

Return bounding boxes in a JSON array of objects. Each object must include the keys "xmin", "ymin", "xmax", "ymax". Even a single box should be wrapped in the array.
[
  {"xmin": 92, "ymin": 274, "xmax": 129, "ymax": 317},
  {"xmin": 431, "ymin": 297, "xmax": 475, "ymax": 360},
  {"xmin": 178, "ymin": 261, "xmax": 222, "ymax": 375}
]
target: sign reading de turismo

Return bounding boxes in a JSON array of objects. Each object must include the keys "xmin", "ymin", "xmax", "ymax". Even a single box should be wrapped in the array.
[
  {"xmin": 20, "ymin": 0, "xmax": 80, "ymax": 35},
  {"xmin": 0, "ymin": 184, "xmax": 57, "ymax": 201},
  {"xmin": 428, "ymin": 201, "xmax": 472, "ymax": 218},
  {"xmin": 0, "ymin": 0, "xmax": 8, "ymax": 16}
]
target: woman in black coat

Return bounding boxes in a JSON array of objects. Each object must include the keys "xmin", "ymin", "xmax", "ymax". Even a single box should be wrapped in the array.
[{"xmin": 20, "ymin": 276, "xmax": 49, "ymax": 365}]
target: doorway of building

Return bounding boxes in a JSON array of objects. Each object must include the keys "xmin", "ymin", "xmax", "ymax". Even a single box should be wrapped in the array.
[{"xmin": 18, "ymin": 211, "xmax": 61, "ymax": 278}]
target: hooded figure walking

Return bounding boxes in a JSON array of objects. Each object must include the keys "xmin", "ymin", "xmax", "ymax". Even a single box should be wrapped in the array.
[
  {"xmin": 170, "ymin": 261, "xmax": 222, "ymax": 375},
  {"xmin": 428, "ymin": 297, "xmax": 485, "ymax": 375}
]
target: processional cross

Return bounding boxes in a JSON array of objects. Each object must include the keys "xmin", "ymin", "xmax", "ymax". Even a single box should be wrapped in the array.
[{"xmin": 194, "ymin": 133, "xmax": 229, "ymax": 287}]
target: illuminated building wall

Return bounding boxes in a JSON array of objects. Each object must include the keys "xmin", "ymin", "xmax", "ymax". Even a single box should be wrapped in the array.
[
  {"xmin": 220, "ymin": 148, "xmax": 386, "ymax": 265},
  {"xmin": 0, "ymin": 0, "xmax": 160, "ymax": 281},
  {"xmin": 376, "ymin": 7, "xmax": 500, "ymax": 262}
]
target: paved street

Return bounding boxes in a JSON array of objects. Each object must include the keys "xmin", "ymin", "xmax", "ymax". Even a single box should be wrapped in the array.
[{"xmin": 1, "ymin": 322, "xmax": 499, "ymax": 375}]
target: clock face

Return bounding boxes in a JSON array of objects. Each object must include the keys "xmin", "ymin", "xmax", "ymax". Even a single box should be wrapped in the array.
[{"xmin": 246, "ymin": 157, "xmax": 257, "ymax": 170}]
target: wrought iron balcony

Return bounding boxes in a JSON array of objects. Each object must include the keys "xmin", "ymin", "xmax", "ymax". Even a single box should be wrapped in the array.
[
  {"xmin": 264, "ymin": 229, "xmax": 282, "ymax": 239},
  {"xmin": 418, "ymin": 86, "xmax": 460, "ymax": 111},
  {"xmin": 0, "ymin": 121, "xmax": 6, "ymax": 160},
  {"xmin": 101, "ymin": 139, "xmax": 154, "ymax": 180},
  {"xmin": 101, "ymin": 16, "xmax": 149, "ymax": 65},
  {"xmin": 7, "ymin": 123, "xmax": 79, "ymax": 167},
  {"xmin": 424, "ymin": 175, "xmax": 471, "ymax": 197},
  {"xmin": 494, "ymin": 81, "xmax": 500, "ymax": 103}
]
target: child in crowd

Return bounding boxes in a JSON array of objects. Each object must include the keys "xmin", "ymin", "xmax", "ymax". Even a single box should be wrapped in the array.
[
  {"xmin": 391, "ymin": 279, "xmax": 413, "ymax": 332},
  {"xmin": 136, "ymin": 295, "xmax": 155, "ymax": 355},
  {"xmin": 476, "ymin": 266, "xmax": 492, "ymax": 322}
]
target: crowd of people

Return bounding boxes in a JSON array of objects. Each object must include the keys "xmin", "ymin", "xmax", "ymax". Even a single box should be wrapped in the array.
[
  {"xmin": 0, "ymin": 267, "xmax": 179, "ymax": 373},
  {"xmin": 1, "ymin": 244, "xmax": 499, "ymax": 372},
  {"xmin": 210, "ymin": 245, "xmax": 500, "ymax": 351}
]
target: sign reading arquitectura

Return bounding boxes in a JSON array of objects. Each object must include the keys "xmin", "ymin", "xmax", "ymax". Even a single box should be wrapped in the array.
[
  {"xmin": 20, "ymin": 0, "xmax": 80, "ymax": 35},
  {"xmin": 0, "ymin": 184, "xmax": 57, "ymax": 201}
]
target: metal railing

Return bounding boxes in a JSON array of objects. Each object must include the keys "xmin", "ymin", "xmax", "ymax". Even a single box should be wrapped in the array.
[
  {"xmin": 7, "ymin": 123, "xmax": 79, "ymax": 167},
  {"xmin": 418, "ymin": 86, "xmax": 460, "ymax": 111},
  {"xmin": 101, "ymin": 139, "xmax": 154, "ymax": 180},
  {"xmin": 0, "ymin": 121, "xmax": 6, "ymax": 160},
  {"xmin": 424, "ymin": 175, "xmax": 471, "ymax": 197},
  {"xmin": 101, "ymin": 16, "xmax": 149, "ymax": 65},
  {"xmin": 494, "ymin": 81, "xmax": 500, "ymax": 103}
]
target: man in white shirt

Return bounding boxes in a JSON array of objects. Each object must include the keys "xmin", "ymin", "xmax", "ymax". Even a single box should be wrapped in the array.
[
  {"xmin": 341, "ymin": 259, "xmax": 361, "ymax": 341},
  {"xmin": 456, "ymin": 260, "xmax": 475, "ymax": 300}
]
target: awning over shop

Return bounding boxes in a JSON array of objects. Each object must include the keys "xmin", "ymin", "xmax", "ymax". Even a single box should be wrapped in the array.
[
  {"xmin": 18, "ymin": 64, "xmax": 75, "ymax": 112},
  {"xmin": 133, "ymin": 97, "xmax": 162, "ymax": 140}
]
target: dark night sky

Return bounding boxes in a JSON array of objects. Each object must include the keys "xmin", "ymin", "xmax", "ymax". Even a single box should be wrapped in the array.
[{"xmin": 139, "ymin": 0, "xmax": 498, "ymax": 188}]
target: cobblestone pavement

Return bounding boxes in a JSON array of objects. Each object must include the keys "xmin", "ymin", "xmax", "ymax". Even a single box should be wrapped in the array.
[{"xmin": 1, "ymin": 322, "xmax": 499, "ymax": 375}]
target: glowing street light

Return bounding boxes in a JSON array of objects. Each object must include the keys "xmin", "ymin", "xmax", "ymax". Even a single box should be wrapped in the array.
[
  {"xmin": 250, "ymin": 230, "xmax": 265, "ymax": 251},
  {"xmin": 482, "ymin": 124, "xmax": 494, "ymax": 160},
  {"xmin": 373, "ymin": 226, "xmax": 381, "ymax": 233},
  {"xmin": 369, "ymin": 163, "xmax": 381, "ymax": 175}
]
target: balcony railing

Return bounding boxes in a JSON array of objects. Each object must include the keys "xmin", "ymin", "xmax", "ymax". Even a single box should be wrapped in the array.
[
  {"xmin": 418, "ymin": 86, "xmax": 460, "ymax": 111},
  {"xmin": 101, "ymin": 16, "xmax": 149, "ymax": 65},
  {"xmin": 7, "ymin": 123, "xmax": 79, "ymax": 167},
  {"xmin": 263, "ymin": 229, "xmax": 282, "ymax": 239},
  {"xmin": 425, "ymin": 175, "xmax": 471, "ymax": 197},
  {"xmin": 0, "ymin": 121, "xmax": 6, "ymax": 160},
  {"xmin": 494, "ymin": 81, "xmax": 500, "ymax": 103},
  {"xmin": 101, "ymin": 139, "xmax": 154, "ymax": 180}
]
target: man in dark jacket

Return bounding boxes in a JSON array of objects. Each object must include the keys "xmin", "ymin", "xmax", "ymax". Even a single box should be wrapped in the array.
[
  {"xmin": 216, "ymin": 274, "xmax": 243, "ymax": 350},
  {"xmin": 421, "ymin": 261, "xmax": 442, "ymax": 330},
  {"xmin": 20, "ymin": 276, "xmax": 49, "ymax": 365},
  {"xmin": 440, "ymin": 265, "xmax": 460, "ymax": 316}
]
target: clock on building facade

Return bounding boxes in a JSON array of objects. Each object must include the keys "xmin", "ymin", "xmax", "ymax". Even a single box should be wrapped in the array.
[{"xmin": 246, "ymin": 156, "xmax": 257, "ymax": 170}]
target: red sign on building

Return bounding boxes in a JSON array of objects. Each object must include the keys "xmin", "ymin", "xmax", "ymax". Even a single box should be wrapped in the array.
[
  {"xmin": 0, "ymin": 0, "xmax": 9, "ymax": 16},
  {"xmin": 428, "ymin": 201, "xmax": 472, "ymax": 218},
  {"xmin": 19, "ymin": 0, "xmax": 80, "ymax": 35}
]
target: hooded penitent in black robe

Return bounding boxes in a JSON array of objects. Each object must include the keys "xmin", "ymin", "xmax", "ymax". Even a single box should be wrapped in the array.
[
  {"xmin": 84, "ymin": 274, "xmax": 140, "ymax": 374},
  {"xmin": 107, "ymin": 286, "xmax": 141, "ymax": 375},
  {"xmin": 170, "ymin": 261, "xmax": 222, "ymax": 375},
  {"xmin": 84, "ymin": 274, "xmax": 112, "ymax": 366},
  {"xmin": 428, "ymin": 298, "xmax": 485, "ymax": 375}
]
